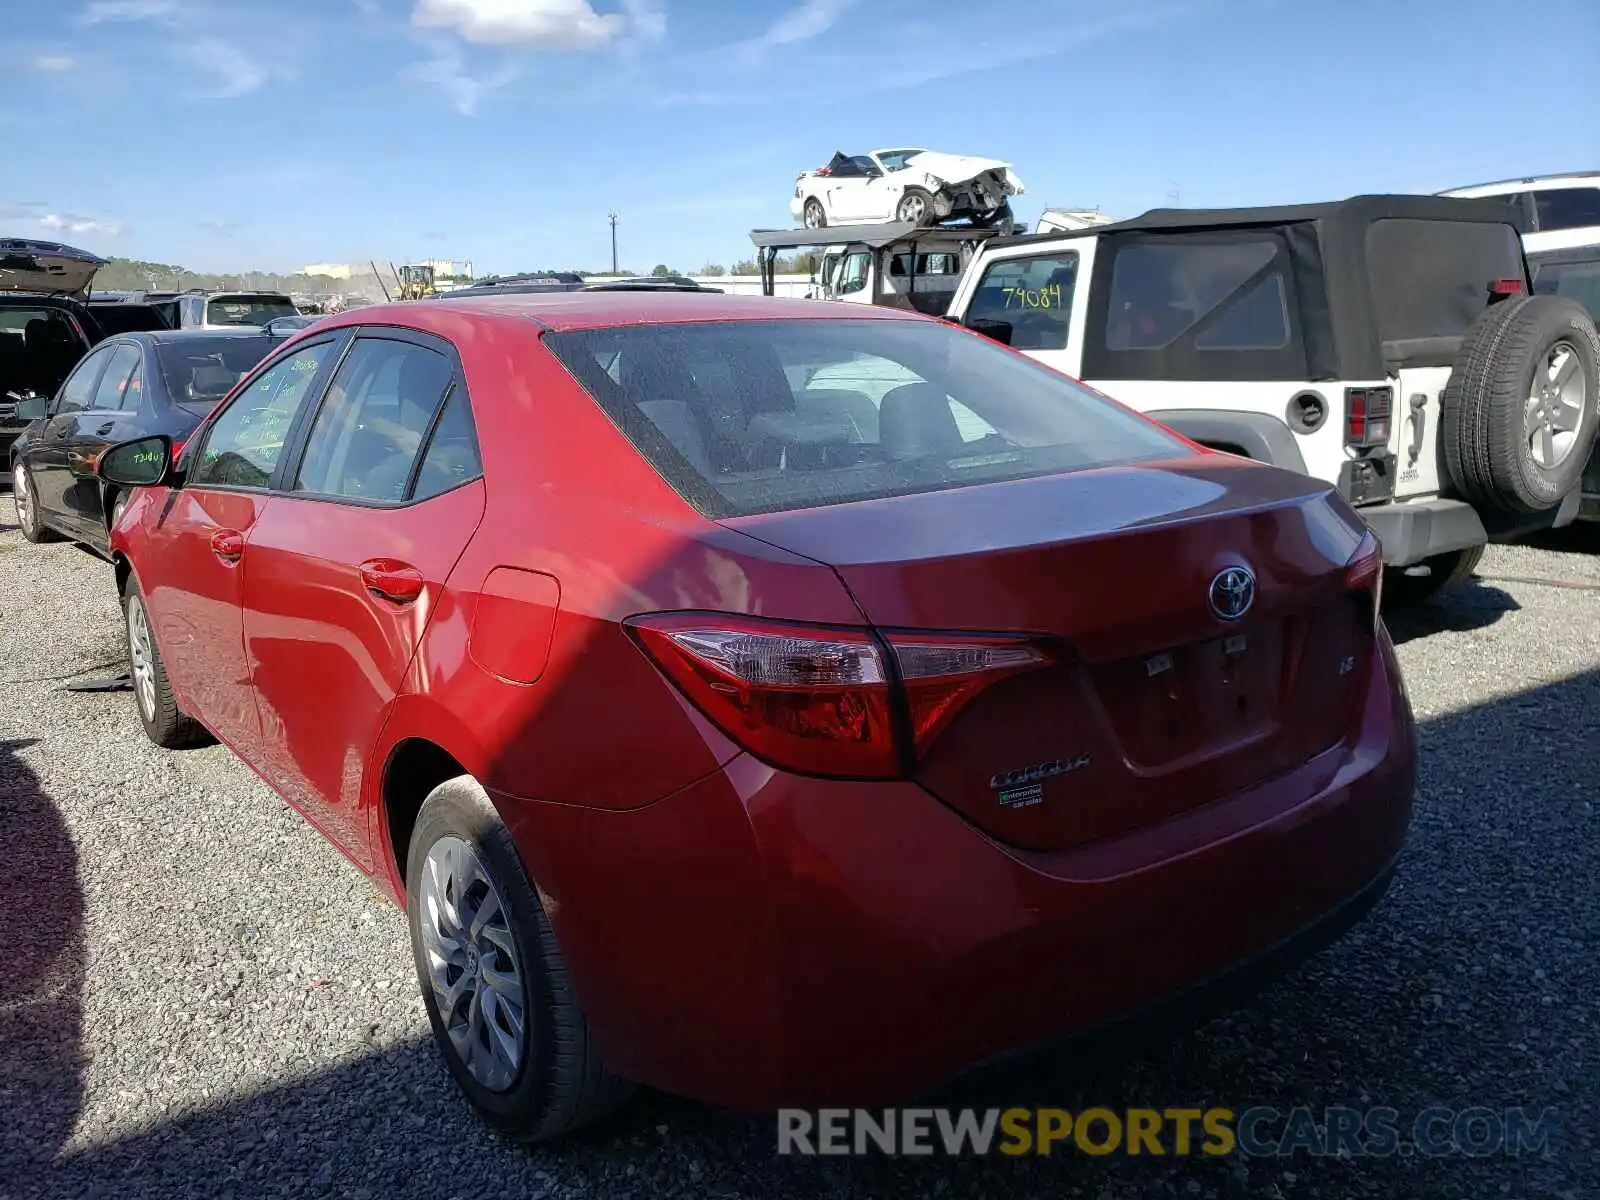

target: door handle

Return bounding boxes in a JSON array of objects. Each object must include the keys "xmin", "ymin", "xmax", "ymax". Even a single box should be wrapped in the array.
[
  {"xmin": 210, "ymin": 529, "xmax": 245, "ymax": 563},
  {"xmin": 96, "ymin": 422, "xmax": 116, "ymax": 437},
  {"xmin": 1407, "ymin": 393, "xmax": 1428, "ymax": 465},
  {"xmin": 359, "ymin": 558, "xmax": 425, "ymax": 605}
]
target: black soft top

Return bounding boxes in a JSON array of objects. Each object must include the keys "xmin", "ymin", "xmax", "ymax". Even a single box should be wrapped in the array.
[
  {"xmin": 1008, "ymin": 193, "xmax": 1520, "ymax": 244},
  {"xmin": 1006, "ymin": 194, "xmax": 1529, "ymax": 382}
]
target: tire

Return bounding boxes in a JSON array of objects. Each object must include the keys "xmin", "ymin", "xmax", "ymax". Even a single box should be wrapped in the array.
[
  {"xmin": 1382, "ymin": 545, "xmax": 1485, "ymax": 607},
  {"xmin": 1441, "ymin": 295, "xmax": 1600, "ymax": 514},
  {"xmin": 896, "ymin": 187, "xmax": 936, "ymax": 226},
  {"xmin": 12, "ymin": 460, "xmax": 60, "ymax": 544},
  {"xmin": 406, "ymin": 776, "xmax": 634, "ymax": 1143},
  {"xmin": 122, "ymin": 574, "xmax": 213, "ymax": 749},
  {"xmin": 802, "ymin": 198, "xmax": 826, "ymax": 229}
]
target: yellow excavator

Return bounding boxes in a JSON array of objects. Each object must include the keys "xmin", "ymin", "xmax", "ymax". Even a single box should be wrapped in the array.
[{"xmin": 394, "ymin": 262, "xmax": 437, "ymax": 301}]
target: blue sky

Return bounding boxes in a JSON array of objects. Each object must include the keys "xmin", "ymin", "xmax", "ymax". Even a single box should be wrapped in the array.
[{"xmin": 3, "ymin": 0, "xmax": 1596, "ymax": 275}]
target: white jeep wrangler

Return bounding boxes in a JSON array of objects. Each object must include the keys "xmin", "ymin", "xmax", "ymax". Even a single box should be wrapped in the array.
[{"xmin": 937, "ymin": 194, "xmax": 1600, "ymax": 601}]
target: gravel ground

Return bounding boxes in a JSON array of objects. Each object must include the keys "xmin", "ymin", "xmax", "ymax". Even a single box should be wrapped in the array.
[{"xmin": 0, "ymin": 520, "xmax": 1595, "ymax": 1200}]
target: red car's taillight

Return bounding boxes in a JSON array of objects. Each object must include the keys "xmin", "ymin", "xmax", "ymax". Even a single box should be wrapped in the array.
[
  {"xmin": 627, "ymin": 614, "xmax": 1050, "ymax": 779},
  {"xmin": 1345, "ymin": 530, "xmax": 1384, "ymax": 625}
]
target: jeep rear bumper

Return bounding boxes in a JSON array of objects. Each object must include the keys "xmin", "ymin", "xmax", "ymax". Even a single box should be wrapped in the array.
[{"xmin": 1357, "ymin": 498, "xmax": 1487, "ymax": 567}]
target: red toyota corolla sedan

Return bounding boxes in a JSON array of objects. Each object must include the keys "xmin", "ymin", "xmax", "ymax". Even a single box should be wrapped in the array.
[{"xmin": 97, "ymin": 291, "xmax": 1415, "ymax": 1142}]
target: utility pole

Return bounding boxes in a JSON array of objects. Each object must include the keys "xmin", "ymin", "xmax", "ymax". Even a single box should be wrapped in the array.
[
  {"xmin": 1167, "ymin": 184, "xmax": 1181, "ymax": 206},
  {"xmin": 608, "ymin": 211, "xmax": 619, "ymax": 274}
]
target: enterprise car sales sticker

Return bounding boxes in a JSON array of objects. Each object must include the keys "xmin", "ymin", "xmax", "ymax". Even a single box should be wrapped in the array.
[{"xmin": 997, "ymin": 783, "xmax": 1044, "ymax": 809}]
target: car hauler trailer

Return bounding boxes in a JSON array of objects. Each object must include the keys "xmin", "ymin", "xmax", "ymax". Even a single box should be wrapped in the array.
[{"xmin": 748, "ymin": 222, "xmax": 1013, "ymax": 316}]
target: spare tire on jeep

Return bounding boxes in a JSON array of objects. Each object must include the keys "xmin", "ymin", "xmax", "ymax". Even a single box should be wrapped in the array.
[{"xmin": 1441, "ymin": 294, "xmax": 1600, "ymax": 514}]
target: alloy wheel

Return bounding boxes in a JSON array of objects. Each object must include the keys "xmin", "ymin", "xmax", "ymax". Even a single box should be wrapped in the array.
[
  {"xmin": 13, "ymin": 463, "xmax": 34, "ymax": 535},
  {"xmin": 1525, "ymin": 341, "xmax": 1586, "ymax": 469},
  {"xmin": 126, "ymin": 595, "xmax": 157, "ymax": 722},
  {"xmin": 419, "ymin": 835, "xmax": 529, "ymax": 1092},
  {"xmin": 898, "ymin": 194, "xmax": 927, "ymax": 223}
]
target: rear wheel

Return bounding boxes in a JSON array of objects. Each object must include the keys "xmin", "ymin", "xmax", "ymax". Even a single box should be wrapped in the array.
[
  {"xmin": 406, "ymin": 777, "xmax": 634, "ymax": 1143},
  {"xmin": 1383, "ymin": 545, "xmax": 1485, "ymax": 607},
  {"xmin": 802, "ymin": 198, "xmax": 826, "ymax": 229},
  {"xmin": 13, "ymin": 461, "xmax": 59, "ymax": 544},
  {"xmin": 123, "ymin": 575, "xmax": 213, "ymax": 749},
  {"xmin": 1442, "ymin": 295, "xmax": 1600, "ymax": 514}
]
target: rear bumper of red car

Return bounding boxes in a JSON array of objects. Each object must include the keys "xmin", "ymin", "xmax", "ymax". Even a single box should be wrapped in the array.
[{"xmin": 495, "ymin": 631, "xmax": 1415, "ymax": 1109}]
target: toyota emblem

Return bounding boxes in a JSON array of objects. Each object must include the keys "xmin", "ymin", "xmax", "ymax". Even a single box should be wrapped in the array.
[{"xmin": 1208, "ymin": 566, "xmax": 1255, "ymax": 621}]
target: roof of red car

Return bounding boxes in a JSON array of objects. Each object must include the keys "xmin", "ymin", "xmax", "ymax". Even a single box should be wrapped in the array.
[{"xmin": 317, "ymin": 291, "xmax": 924, "ymax": 335}]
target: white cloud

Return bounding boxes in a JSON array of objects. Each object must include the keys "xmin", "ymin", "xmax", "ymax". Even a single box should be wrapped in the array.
[
  {"xmin": 38, "ymin": 212, "xmax": 124, "ymax": 237},
  {"xmin": 411, "ymin": 0, "xmax": 649, "ymax": 49},
  {"xmin": 79, "ymin": 0, "xmax": 180, "ymax": 24},
  {"xmin": 736, "ymin": 0, "xmax": 851, "ymax": 60},
  {"xmin": 33, "ymin": 54, "xmax": 79, "ymax": 72},
  {"xmin": 619, "ymin": 0, "xmax": 665, "ymax": 42},
  {"xmin": 411, "ymin": 43, "xmax": 518, "ymax": 114},
  {"xmin": 175, "ymin": 38, "xmax": 269, "ymax": 98}
]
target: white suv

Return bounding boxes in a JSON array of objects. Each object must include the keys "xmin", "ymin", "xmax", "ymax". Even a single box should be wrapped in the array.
[{"xmin": 1440, "ymin": 172, "xmax": 1600, "ymax": 254}]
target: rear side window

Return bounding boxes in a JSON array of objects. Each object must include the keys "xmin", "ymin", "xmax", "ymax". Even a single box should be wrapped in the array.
[
  {"xmin": 1533, "ymin": 187, "xmax": 1600, "ymax": 232},
  {"xmin": 89, "ymin": 344, "xmax": 142, "ymax": 411},
  {"xmin": 1105, "ymin": 239, "xmax": 1285, "ymax": 350},
  {"xmin": 412, "ymin": 389, "xmax": 483, "ymax": 501},
  {"xmin": 292, "ymin": 337, "xmax": 454, "ymax": 502},
  {"xmin": 1366, "ymin": 218, "xmax": 1524, "ymax": 341},
  {"xmin": 964, "ymin": 252, "xmax": 1078, "ymax": 351},
  {"xmin": 1086, "ymin": 232, "xmax": 1305, "ymax": 381},
  {"xmin": 544, "ymin": 318, "xmax": 1186, "ymax": 518},
  {"xmin": 190, "ymin": 341, "xmax": 337, "ymax": 490}
]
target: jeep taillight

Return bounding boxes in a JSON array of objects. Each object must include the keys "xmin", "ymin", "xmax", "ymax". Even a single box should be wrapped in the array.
[
  {"xmin": 1345, "ymin": 386, "xmax": 1393, "ymax": 449},
  {"xmin": 626, "ymin": 613, "xmax": 1051, "ymax": 779}
]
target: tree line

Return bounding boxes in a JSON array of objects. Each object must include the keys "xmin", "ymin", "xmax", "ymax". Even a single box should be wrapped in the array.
[{"xmin": 89, "ymin": 253, "xmax": 828, "ymax": 294}]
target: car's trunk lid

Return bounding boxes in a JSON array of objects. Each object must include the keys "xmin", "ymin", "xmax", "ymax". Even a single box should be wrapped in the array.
[
  {"xmin": 0, "ymin": 239, "xmax": 106, "ymax": 298},
  {"xmin": 724, "ymin": 457, "xmax": 1376, "ymax": 851}
]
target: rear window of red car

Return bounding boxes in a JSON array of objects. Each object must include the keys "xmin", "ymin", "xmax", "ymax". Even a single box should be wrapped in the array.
[{"xmin": 544, "ymin": 318, "xmax": 1187, "ymax": 518}]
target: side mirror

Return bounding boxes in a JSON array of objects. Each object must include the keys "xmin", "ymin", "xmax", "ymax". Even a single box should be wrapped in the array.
[
  {"xmin": 12, "ymin": 393, "xmax": 50, "ymax": 422},
  {"xmin": 97, "ymin": 435, "xmax": 174, "ymax": 487}
]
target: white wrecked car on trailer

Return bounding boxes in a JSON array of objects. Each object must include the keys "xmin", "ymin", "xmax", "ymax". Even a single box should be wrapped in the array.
[{"xmin": 791, "ymin": 149, "xmax": 1024, "ymax": 230}]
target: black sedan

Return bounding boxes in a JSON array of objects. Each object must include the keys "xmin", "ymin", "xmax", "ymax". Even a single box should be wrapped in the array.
[{"xmin": 9, "ymin": 329, "xmax": 277, "ymax": 556}]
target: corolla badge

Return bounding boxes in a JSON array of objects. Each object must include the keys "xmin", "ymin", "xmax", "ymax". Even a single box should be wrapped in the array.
[
  {"xmin": 1208, "ymin": 565, "xmax": 1255, "ymax": 621},
  {"xmin": 990, "ymin": 755, "xmax": 1091, "ymax": 809}
]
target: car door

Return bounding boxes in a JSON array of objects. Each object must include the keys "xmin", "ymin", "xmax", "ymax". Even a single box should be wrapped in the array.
[
  {"xmin": 240, "ymin": 331, "xmax": 486, "ymax": 866},
  {"xmin": 136, "ymin": 334, "xmax": 346, "ymax": 752},
  {"xmin": 61, "ymin": 341, "xmax": 144, "ymax": 540},
  {"xmin": 824, "ymin": 156, "xmax": 877, "ymax": 221},
  {"xmin": 29, "ymin": 343, "xmax": 114, "ymax": 522},
  {"xmin": 856, "ymin": 154, "xmax": 901, "ymax": 221}
]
